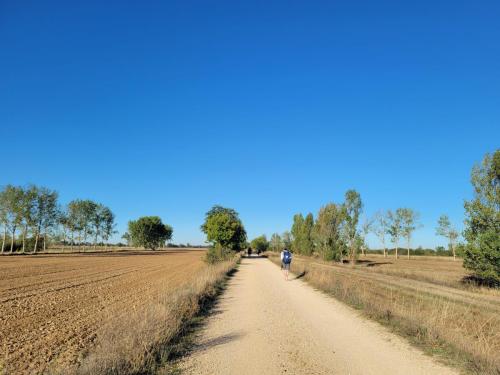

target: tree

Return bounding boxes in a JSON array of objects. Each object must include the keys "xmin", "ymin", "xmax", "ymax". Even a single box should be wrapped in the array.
[
  {"xmin": 313, "ymin": 203, "xmax": 346, "ymax": 261},
  {"xmin": 343, "ymin": 190, "xmax": 363, "ymax": 264},
  {"xmin": 373, "ymin": 211, "xmax": 389, "ymax": 258},
  {"xmin": 2, "ymin": 185, "xmax": 24, "ymax": 253},
  {"xmin": 89, "ymin": 204, "xmax": 115, "ymax": 249},
  {"xmin": 302, "ymin": 213, "xmax": 315, "ymax": 256},
  {"xmin": 128, "ymin": 216, "xmax": 173, "ymax": 250},
  {"xmin": 99, "ymin": 206, "xmax": 116, "ymax": 248},
  {"xmin": 0, "ymin": 189, "xmax": 8, "ymax": 253},
  {"xmin": 269, "ymin": 233, "xmax": 283, "ymax": 252},
  {"xmin": 291, "ymin": 213, "xmax": 305, "ymax": 254},
  {"xmin": 463, "ymin": 150, "xmax": 500, "ymax": 285},
  {"xmin": 282, "ymin": 231, "xmax": 292, "ymax": 250},
  {"xmin": 250, "ymin": 235, "xmax": 269, "ymax": 253},
  {"xmin": 32, "ymin": 186, "xmax": 59, "ymax": 252},
  {"xmin": 67, "ymin": 199, "xmax": 97, "ymax": 251},
  {"xmin": 400, "ymin": 208, "xmax": 420, "ymax": 259},
  {"xmin": 360, "ymin": 215, "xmax": 374, "ymax": 256},
  {"xmin": 19, "ymin": 186, "xmax": 37, "ymax": 253},
  {"xmin": 387, "ymin": 209, "xmax": 403, "ymax": 259},
  {"xmin": 201, "ymin": 206, "xmax": 246, "ymax": 262},
  {"xmin": 436, "ymin": 214, "xmax": 460, "ymax": 260}
]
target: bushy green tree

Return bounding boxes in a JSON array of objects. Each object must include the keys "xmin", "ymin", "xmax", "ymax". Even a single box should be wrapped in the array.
[
  {"xmin": 250, "ymin": 235, "xmax": 269, "ymax": 253},
  {"xmin": 201, "ymin": 205, "xmax": 246, "ymax": 262},
  {"xmin": 128, "ymin": 216, "xmax": 173, "ymax": 250},
  {"xmin": 313, "ymin": 203, "xmax": 346, "ymax": 261},
  {"xmin": 463, "ymin": 150, "xmax": 500, "ymax": 285}
]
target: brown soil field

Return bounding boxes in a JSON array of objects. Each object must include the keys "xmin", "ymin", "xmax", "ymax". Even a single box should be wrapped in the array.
[{"xmin": 0, "ymin": 249, "xmax": 205, "ymax": 375}]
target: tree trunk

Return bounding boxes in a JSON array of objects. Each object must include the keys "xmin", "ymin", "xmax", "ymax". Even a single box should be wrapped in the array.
[
  {"xmin": 43, "ymin": 229, "xmax": 47, "ymax": 252},
  {"xmin": 21, "ymin": 226, "xmax": 26, "ymax": 253},
  {"xmin": 451, "ymin": 241, "xmax": 456, "ymax": 261},
  {"xmin": 2, "ymin": 225, "xmax": 7, "ymax": 253},
  {"xmin": 62, "ymin": 230, "xmax": 66, "ymax": 252},
  {"xmin": 10, "ymin": 226, "xmax": 16, "ymax": 253},
  {"xmin": 94, "ymin": 232, "xmax": 98, "ymax": 250},
  {"xmin": 350, "ymin": 241, "xmax": 356, "ymax": 266},
  {"xmin": 395, "ymin": 243, "xmax": 398, "ymax": 259},
  {"xmin": 70, "ymin": 231, "xmax": 74, "ymax": 251},
  {"xmin": 34, "ymin": 233, "xmax": 38, "ymax": 253}
]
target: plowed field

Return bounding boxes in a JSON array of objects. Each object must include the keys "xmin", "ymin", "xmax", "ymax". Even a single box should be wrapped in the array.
[{"xmin": 0, "ymin": 250, "xmax": 205, "ymax": 374}]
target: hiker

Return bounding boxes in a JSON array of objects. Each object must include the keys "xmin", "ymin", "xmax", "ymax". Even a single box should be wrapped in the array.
[{"xmin": 280, "ymin": 248, "xmax": 292, "ymax": 280}]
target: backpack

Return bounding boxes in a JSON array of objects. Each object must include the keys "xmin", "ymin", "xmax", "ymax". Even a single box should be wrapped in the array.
[{"xmin": 283, "ymin": 250, "xmax": 292, "ymax": 264}]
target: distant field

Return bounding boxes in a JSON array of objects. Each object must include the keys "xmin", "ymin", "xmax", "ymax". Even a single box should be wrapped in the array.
[
  {"xmin": 269, "ymin": 253, "xmax": 500, "ymax": 374},
  {"xmin": 0, "ymin": 249, "xmax": 206, "ymax": 374}
]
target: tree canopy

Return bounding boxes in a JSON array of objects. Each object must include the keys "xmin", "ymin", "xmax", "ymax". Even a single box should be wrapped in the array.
[
  {"xmin": 128, "ymin": 216, "xmax": 173, "ymax": 250},
  {"xmin": 202, "ymin": 208, "xmax": 246, "ymax": 251},
  {"xmin": 463, "ymin": 150, "xmax": 500, "ymax": 285}
]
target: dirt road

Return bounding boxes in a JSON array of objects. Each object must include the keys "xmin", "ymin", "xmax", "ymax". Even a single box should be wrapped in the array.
[{"xmin": 180, "ymin": 257, "xmax": 457, "ymax": 375}]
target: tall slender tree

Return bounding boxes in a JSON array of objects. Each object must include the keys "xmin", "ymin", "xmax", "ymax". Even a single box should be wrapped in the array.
[
  {"xmin": 343, "ymin": 190, "xmax": 363, "ymax": 265},
  {"xmin": 400, "ymin": 208, "xmax": 420, "ymax": 259},
  {"xmin": 313, "ymin": 203, "xmax": 346, "ymax": 261},
  {"xmin": 32, "ymin": 187, "xmax": 59, "ymax": 253},
  {"xmin": 387, "ymin": 209, "xmax": 403, "ymax": 259},
  {"xmin": 302, "ymin": 213, "xmax": 315, "ymax": 256},
  {"xmin": 360, "ymin": 215, "xmax": 374, "ymax": 256},
  {"xmin": 3, "ymin": 185, "xmax": 24, "ymax": 253},
  {"xmin": 436, "ymin": 214, "xmax": 459, "ymax": 260},
  {"xmin": 291, "ymin": 213, "xmax": 305, "ymax": 254},
  {"xmin": 373, "ymin": 210, "xmax": 389, "ymax": 258},
  {"xmin": 0, "ymin": 189, "xmax": 7, "ymax": 253}
]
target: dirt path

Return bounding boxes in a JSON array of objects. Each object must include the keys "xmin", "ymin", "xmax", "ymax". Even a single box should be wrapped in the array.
[{"xmin": 179, "ymin": 257, "xmax": 458, "ymax": 375}]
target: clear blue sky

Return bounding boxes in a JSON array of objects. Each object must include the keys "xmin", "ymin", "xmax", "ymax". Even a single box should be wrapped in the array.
[{"xmin": 1, "ymin": 1, "xmax": 499, "ymax": 248}]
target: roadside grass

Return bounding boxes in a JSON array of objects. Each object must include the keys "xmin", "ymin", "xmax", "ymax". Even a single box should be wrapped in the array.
[
  {"xmin": 268, "ymin": 253, "xmax": 500, "ymax": 375},
  {"xmin": 65, "ymin": 257, "xmax": 239, "ymax": 375}
]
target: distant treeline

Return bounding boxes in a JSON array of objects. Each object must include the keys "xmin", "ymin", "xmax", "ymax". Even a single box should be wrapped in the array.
[{"xmin": 0, "ymin": 184, "xmax": 116, "ymax": 253}]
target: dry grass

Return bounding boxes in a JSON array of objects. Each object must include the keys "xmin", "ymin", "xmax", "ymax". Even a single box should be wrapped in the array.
[
  {"xmin": 269, "ymin": 253, "xmax": 500, "ymax": 375},
  {"xmin": 70, "ymin": 257, "xmax": 238, "ymax": 375}
]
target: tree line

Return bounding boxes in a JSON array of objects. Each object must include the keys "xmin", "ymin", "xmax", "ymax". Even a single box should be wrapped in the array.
[
  {"xmin": 259, "ymin": 149, "xmax": 499, "ymax": 285},
  {"xmin": 0, "ymin": 184, "xmax": 116, "ymax": 253}
]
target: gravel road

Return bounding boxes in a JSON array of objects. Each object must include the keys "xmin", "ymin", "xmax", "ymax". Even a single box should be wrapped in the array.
[{"xmin": 179, "ymin": 256, "xmax": 457, "ymax": 375}]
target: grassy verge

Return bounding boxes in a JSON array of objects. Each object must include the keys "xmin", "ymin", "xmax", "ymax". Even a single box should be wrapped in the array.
[
  {"xmin": 67, "ymin": 257, "xmax": 238, "ymax": 375},
  {"xmin": 268, "ymin": 253, "xmax": 500, "ymax": 375}
]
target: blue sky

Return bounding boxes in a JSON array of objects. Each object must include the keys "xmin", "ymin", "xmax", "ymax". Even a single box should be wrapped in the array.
[{"xmin": 1, "ymin": 0, "xmax": 499, "ymax": 248}]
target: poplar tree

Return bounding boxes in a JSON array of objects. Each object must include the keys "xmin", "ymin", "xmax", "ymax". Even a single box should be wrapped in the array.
[
  {"xmin": 343, "ymin": 189, "xmax": 363, "ymax": 265},
  {"xmin": 373, "ymin": 210, "xmax": 390, "ymax": 258},
  {"xmin": 387, "ymin": 209, "xmax": 403, "ymax": 259},
  {"xmin": 291, "ymin": 213, "xmax": 305, "ymax": 254},
  {"xmin": 400, "ymin": 208, "xmax": 420, "ymax": 259},
  {"xmin": 436, "ymin": 214, "xmax": 459, "ymax": 260}
]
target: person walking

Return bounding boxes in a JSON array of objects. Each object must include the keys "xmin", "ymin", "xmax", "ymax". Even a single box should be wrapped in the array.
[{"xmin": 280, "ymin": 248, "xmax": 292, "ymax": 280}]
